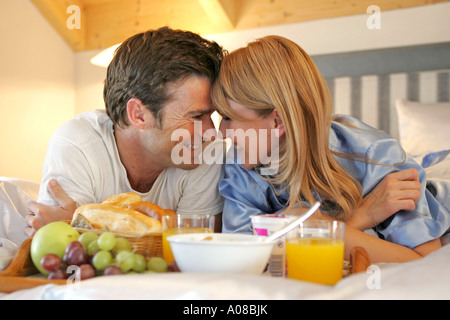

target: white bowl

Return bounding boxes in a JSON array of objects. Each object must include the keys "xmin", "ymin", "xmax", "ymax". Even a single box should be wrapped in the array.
[{"xmin": 167, "ymin": 233, "xmax": 275, "ymax": 274}]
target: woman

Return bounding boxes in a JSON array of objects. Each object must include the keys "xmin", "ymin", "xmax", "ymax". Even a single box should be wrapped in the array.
[{"xmin": 211, "ymin": 35, "xmax": 450, "ymax": 263}]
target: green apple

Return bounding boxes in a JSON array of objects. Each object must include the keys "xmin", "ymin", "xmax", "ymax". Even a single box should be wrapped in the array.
[{"xmin": 30, "ymin": 221, "xmax": 80, "ymax": 275}]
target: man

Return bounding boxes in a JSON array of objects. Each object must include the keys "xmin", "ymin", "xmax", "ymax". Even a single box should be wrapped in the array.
[{"xmin": 25, "ymin": 27, "xmax": 225, "ymax": 236}]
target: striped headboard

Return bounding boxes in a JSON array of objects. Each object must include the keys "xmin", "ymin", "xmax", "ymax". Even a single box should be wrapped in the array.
[{"xmin": 312, "ymin": 43, "xmax": 450, "ymax": 139}]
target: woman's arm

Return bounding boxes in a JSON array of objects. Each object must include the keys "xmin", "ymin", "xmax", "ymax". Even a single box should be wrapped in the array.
[
  {"xmin": 347, "ymin": 168, "xmax": 421, "ymax": 231},
  {"xmin": 413, "ymin": 238, "xmax": 442, "ymax": 256},
  {"xmin": 309, "ymin": 209, "xmax": 440, "ymax": 263},
  {"xmin": 344, "ymin": 168, "xmax": 442, "ymax": 261},
  {"xmin": 344, "ymin": 224, "xmax": 427, "ymax": 263}
]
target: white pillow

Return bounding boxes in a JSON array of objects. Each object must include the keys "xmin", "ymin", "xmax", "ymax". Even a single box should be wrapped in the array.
[
  {"xmin": 0, "ymin": 177, "xmax": 40, "ymax": 200},
  {"xmin": 395, "ymin": 99, "xmax": 450, "ymax": 156},
  {"xmin": 0, "ymin": 178, "xmax": 40, "ymax": 246}
]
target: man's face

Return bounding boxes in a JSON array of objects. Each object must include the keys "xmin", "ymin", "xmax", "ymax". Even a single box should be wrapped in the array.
[{"xmin": 144, "ymin": 75, "xmax": 216, "ymax": 170}]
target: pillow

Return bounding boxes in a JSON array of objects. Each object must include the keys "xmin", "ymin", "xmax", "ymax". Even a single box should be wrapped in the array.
[
  {"xmin": 0, "ymin": 177, "xmax": 40, "ymax": 200},
  {"xmin": 0, "ymin": 178, "xmax": 40, "ymax": 246},
  {"xmin": 395, "ymin": 99, "xmax": 450, "ymax": 156}
]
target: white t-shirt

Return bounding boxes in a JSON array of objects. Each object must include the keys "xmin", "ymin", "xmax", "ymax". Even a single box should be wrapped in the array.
[{"xmin": 38, "ymin": 110, "xmax": 224, "ymax": 215}]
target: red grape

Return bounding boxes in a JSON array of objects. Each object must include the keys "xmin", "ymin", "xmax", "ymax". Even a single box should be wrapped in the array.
[
  {"xmin": 63, "ymin": 241, "xmax": 85, "ymax": 264},
  {"xmin": 78, "ymin": 264, "xmax": 95, "ymax": 280},
  {"xmin": 65, "ymin": 241, "xmax": 84, "ymax": 254},
  {"xmin": 103, "ymin": 265, "xmax": 123, "ymax": 276},
  {"xmin": 40, "ymin": 253, "xmax": 62, "ymax": 273},
  {"xmin": 65, "ymin": 246, "xmax": 89, "ymax": 266},
  {"xmin": 168, "ymin": 261, "xmax": 180, "ymax": 272},
  {"xmin": 48, "ymin": 269, "xmax": 68, "ymax": 280}
]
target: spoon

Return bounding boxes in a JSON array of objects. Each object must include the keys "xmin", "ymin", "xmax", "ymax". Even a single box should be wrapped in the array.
[{"xmin": 264, "ymin": 202, "xmax": 321, "ymax": 243}]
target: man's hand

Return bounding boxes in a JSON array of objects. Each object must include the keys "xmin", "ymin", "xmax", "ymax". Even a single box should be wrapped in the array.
[
  {"xmin": 24, "ymin": 179, "xmax": 77, "ymax": 238},
  {"xmin": 348, "ymin": 168, "xmax": 422, "ymax": 230}
]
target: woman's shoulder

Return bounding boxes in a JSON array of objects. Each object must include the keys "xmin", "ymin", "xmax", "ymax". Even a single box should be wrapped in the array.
[
  {"xmin": 330, "ymin": 115, "xmax": 406, "ymax": 164},
  {"xmin": 222, "ymin": 161, "xmax": 263, "ymax": 185},
  {"xmin": 330, "ymin": 115, "xmax": 401, "ymax": 157}
]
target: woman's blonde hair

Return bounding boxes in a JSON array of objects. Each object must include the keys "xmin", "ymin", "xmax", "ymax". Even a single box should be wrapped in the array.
[{"xmin": 211, "ymin": 35, "xmax": 362, "ymax": 219}]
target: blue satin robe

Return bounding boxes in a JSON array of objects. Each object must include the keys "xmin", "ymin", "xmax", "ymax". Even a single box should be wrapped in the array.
[{"xmin": 219, "ymin": 115, "xmax": 450, "ymax": 249}]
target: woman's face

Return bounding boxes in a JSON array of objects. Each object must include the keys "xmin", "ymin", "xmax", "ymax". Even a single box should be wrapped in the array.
[{"xmin": 219, "ymin": 99, "xmax": 282, "ymax": 171}]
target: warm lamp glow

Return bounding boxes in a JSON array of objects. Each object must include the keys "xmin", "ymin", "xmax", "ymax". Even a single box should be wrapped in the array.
[{"xmin": 90, "ymin": 44, "xmax": 121, "ymax": 68}]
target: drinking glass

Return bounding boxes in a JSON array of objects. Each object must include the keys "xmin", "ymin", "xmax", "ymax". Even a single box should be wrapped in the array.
[
  {"xmin": 286, "ymin": 220, "xmax": 345, "ymax": 285},
  {"xmin": 162, "ymin": 214, "xmax": 215, "ymax": 264}
]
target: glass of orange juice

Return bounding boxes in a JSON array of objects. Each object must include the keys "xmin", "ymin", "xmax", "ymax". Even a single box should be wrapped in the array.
[
  {"xmin": 286, "ymin": 220, "xmax": 345, "ymax": 285},
  {"xmin": 162, "ymin": 214, "xmax": 215, "ymax": 264}
]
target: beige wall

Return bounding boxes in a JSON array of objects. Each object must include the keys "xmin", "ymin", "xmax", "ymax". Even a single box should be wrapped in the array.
[
  {"xmin": 0, "ymin": 0, "xmax": 74, "ymax": 183},
  {"xmin": 1, "ymin": 1, "xmax": 450, "ymax": 183},
  {"xmin": 74, "ymin": 50, "xmax": 106, "ymax": 115}
]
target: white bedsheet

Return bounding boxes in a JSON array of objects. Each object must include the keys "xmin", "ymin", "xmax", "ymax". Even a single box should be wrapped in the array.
[{"xmin": 1, "ymin": 244, "xmax": 449, "ymax": 300}]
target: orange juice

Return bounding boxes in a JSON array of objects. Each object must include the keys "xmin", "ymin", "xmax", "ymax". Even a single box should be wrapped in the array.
[
  {"xmin": 286, "ymin": 237, "xmax": 344, "ymax": 285},
  {"xmin": 162, "ymin": 227, "xmax": 213, "ymax": 263}
]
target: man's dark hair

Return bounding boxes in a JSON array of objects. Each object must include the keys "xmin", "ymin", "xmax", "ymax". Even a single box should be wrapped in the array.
[{"xmin": 103, "ymin": 27, "xmax": 224, "ymax": 127}]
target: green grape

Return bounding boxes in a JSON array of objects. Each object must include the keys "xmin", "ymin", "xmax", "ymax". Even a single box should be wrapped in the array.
[
  {"xmin": 79, "ymin": 232, "xmax": 99, "ymax": 249},
  {"xmin": 131, "ymin": 254, "xmax": 146, "ymax": 273},
  {"xmin": 114, "ymin": 237, "xmax": 132, "ymax": 253},
  {"xmin": 87, "ymin": 239, "xmax": 100, "ymax": 255},
  {"xmin": 143, "ymin": 270, "xmax": 156, "ymax": 274},
  {"xmin": 147, "ymin": 257, "xmax": 168, "ymax": 273},
  {"xmin": 92, "ymin": 250, "xmax": 113, "ymax": 270},
  {"xmin": 97, "ymin": 232, "xmax": 116, "ymax": 251},
  {"xmin": 116, "ymin": 250, "xmax": 135, "ymax": 273}
]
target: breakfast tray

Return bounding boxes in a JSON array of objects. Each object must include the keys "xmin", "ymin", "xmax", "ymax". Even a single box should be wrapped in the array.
[
  {"xmin": 0, "ymin": 238, "xmax": 67, "ymax": 293},
  {"xmin": 0, "ymin": 235, "xmax": 370, "ymax": 294}
]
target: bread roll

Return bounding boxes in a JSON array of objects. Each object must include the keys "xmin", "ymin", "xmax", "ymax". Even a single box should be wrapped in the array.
[
  {"xmin": 127, "ymin": 202, "xmax": 176, "ymax": 221},
  {"xmin": 100, "ymin": 192, "xmax": 142, "ymax": 208},
  {"xmin": 164, "ymin": 209, "xmax": 177, "ymax": 216},
  {"xmin": 71, "ymin": 204, "xmax": 161, "ymax": 233}
]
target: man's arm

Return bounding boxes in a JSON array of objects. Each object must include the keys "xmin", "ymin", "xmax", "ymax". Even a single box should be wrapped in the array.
[{"xmin": 25, "ymin": 179, "xmax": 77, "ymax": 237}]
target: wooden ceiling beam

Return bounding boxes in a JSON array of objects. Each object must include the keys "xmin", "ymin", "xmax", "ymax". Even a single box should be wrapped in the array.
[
  {"xmin": 234, "ymin": 0, "xmax": 450, "ymax": 30},
  {"xmin": 31, "ymin": 0, "xmax": 85, "ymax": 52},
  {"xmin": 83, "ymin": 0, "xmax": 209, "ymax": 51},
  {"xmin": 83, "ymin": 0, "xmax": 237, "ymax": 51},
  {"xmin": 197, "ymin": 0, "xmax": 237, "ymax": 30}
]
